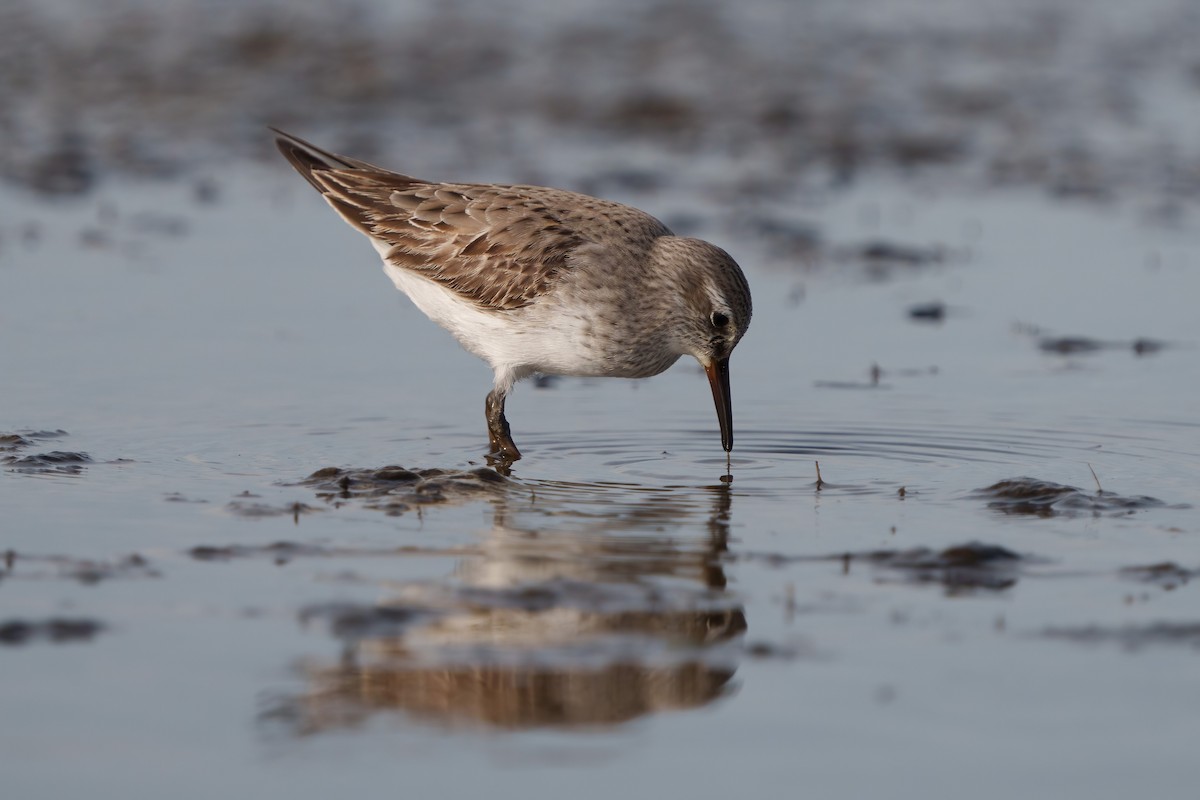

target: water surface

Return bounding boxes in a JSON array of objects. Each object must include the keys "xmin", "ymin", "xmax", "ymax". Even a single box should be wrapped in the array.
[{"xmin": 2, "ymin": 1, "xmax": 1199, "ymax": 798}]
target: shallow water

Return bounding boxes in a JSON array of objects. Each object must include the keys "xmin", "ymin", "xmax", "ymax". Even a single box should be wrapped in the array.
[{"xmin": 4, "ymin": 1, "xmax": 1200, "ymax": 798}]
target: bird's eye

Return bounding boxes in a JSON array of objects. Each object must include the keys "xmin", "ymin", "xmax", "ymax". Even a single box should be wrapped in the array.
[{"xmin": 710, "ymin": 311, "xmax": 730, "ymax": 329}]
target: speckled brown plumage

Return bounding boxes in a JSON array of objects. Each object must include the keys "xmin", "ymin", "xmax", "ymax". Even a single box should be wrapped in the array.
[{"xmin": 274, "ymin": 130, "xmax": 671, "ymax": 312}]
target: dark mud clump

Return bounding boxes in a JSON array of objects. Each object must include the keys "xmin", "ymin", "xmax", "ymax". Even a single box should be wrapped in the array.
[
  {"xmin": 1119, "ymin": 562, "xmax": 1197, "ymax": 590},
  {"xmin": 840, "ymin": 240, "xmax": 947, "ymax": 278},
  {"xmin": 190, "ymin": 541, "xmax": 330, "ymax": 564},
  {"xmin": 0, "ymin": 429, "xmax": 68, "ymax": 453},
  {"xmin": 3, "ymin": 552, "xmax": 157, "ymax": 584},
  {"xmin": 852, "ymin": 542, "xmax": 1024, "ymax": 594},
  {"xmin": 190, "ymin": 541, "xmax": 388, "ymax": 564},
  {"xmin": 769, "ymin": 234, "xmax": 955, "ymax": 284},
  {"xmin": 164, "ymin": 492, "xmax": 208, "ymax": 504},
  {"xmin": 187, "ymin": 540, "xmax": 471, "ymax": 564},
  {"xmin": 299, "ymin": 465, "xmax": 509, "ymax": 516},
  {"xmin": 743, "ymin": 541, "xmax": 1026, "ymax": 594},
  {"xmin": 1041, "ymin": 622, "xmax": 1200, "ymax": 652},
  {"xmin": 974, "ymin": 478, "xmax": 1167, "ymax": 518},
  {"xmin": 1, "ymin": 430, "xmax": 89, "ymax": 475},
  {"xmin": 1037, "ymin": 335, "xmax": 1171, "ymax": 356},
  {"xmin": 908, "ymin": 301, "xmax": 947, "ymax": 322},
  {"xmin": 1038, "ymin": 336, "xmax": 1110, "ymax": 355},
  {"xmin": 0, "ymin": 618, "xmax": 105, "ymax": 645},
  {"xmin": 1016, "ymin": 324, "xmax": 1172, "ymax": 357},
  {"xmin": 744, "ymin": 640, "xmax": 809, "ymax": 661},
  {"xmin": 4, "ymin": 450, "xmax": 94, "ymax": 475}
]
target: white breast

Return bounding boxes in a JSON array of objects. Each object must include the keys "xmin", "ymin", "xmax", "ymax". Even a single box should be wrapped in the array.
[{"xmin": 380, "ymin": 259, "xmax": 609, "ymax": 391}]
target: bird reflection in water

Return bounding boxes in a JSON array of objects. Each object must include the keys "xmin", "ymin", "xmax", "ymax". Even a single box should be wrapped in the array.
[{"xmin": 270, "ymin": 478, "xmax": 745, "ymax": 733}]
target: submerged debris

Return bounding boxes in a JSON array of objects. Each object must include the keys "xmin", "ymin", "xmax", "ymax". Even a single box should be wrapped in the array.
[
  {"xmin": 1132, "ymin": 338, "xmax": 1167, "ymax": 356},
  {"xmin": 1119, "ymin": 562, "xmax": 1197, "ymax": 589},
  {"xmin": 1040, "ymin": 622, "xmax": 1200, "ymax": 652},
  {"xmin": 908, "ymin": 301, "xmax": 947, "ymax": 322},
  {"xmin": 743, "ymin": 640, "xmax": 809, "ymax": 661},
  {"xmin": 164, "ymin": 492, "xmax": 208, "ymax": 504},
  {"xmin": 1033, "ymin": 333, "xmax": 1170, "ymax": 357},
  {"xmin": 0, "ymin": 618, "xmax": 106, "ymax": 645},
  {"xmin": 742, "ymin": 541, "xmax": 1027, "ymax": 594},
  {"xmin": 298, "ymin": 464, "xmax": 509, "ymax": 516},
  {"xmin": 225, "ymin": 500, "xmax": 320, "ymax": 523},
  {"xmin": 745, "ymin": 215, "xmax": 823, "ymax": 262},
  {"xmin": 974, "ymin": 477, "xmax": 1167, "ymax": 518},
  {"xmin": 813, "ymin": 240, "xmax": 956, "ymax": 283},
  {"xmin": 191, "ymin": 541, "xmax": 328, "ymax": 563},
  {"xmin": 187, "ymin": 540, "xmax": 472, "ymax": 564},
  {"xmin": 853, "ymin": 542, "xmax": 1024, "ymax": 593},
  {"xmin": 852, "ymin": 241, "xmax": 946, "ymax": 267},
  {"xmin": 814, "ymin": 362, "xmax": 937, "ymax": 390},
  {"xmin": 2, "ymin": 552, "xmax": 157, "ymax": 584},
  {"xmin": 1038, "ymin": 336, "xmax": 1109, "ymax": 354}
]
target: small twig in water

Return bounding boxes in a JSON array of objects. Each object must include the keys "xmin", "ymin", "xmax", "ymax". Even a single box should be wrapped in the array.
[
  {"xmin": 815, "ymin": 460, "xmax": 824, "ymax": 490},
  {"xmin": 1087, "ymin": 463, "xmax": 1103, "ymax": 494}
]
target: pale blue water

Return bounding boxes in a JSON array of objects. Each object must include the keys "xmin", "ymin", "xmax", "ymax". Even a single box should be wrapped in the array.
[{"xmin": 2, "ymin": 1, "xmax": 1200, "ymax": 798}]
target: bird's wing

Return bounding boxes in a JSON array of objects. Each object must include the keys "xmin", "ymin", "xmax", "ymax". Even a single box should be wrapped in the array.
[{"xmin": 274, "ymin": 129, "xmax": 668, "ymax": 311}]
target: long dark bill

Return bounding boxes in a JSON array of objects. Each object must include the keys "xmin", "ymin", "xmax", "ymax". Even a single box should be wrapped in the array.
[{"xmin": 705, "ymin": 358, "xmax": 733, "ymax": 452}]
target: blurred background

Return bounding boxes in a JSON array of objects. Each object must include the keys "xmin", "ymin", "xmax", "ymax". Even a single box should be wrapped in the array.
[{"xmin": 4, "ymin": 0, "xmax": 1198, "ymax": 214}]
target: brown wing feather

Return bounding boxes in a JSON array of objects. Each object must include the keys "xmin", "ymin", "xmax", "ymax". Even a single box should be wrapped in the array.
[
  {"xmin": 312, "ymin": 170, "xmax": 587, "ymax": 310},
  {"xmin": 273, "ymin": 129, "xmax": 670, "ymax": 311}
]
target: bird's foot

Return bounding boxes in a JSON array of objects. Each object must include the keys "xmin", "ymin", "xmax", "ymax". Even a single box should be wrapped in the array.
[
  {"xmin": 485, "ymin": 389, "xmax": 522, "ymax": 463},
  {"xmin": 486, "ymin": 434, "xmax": 522, "ymax": 464},
  {"xmin": 485, "ymin": 433, "xmax": 520, "ymax": 476}
]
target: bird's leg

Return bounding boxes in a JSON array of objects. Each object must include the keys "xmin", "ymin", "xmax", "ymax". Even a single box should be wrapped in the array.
[{"xmin": 485, "ymin": 389, "xmax": 522, "ymax": 461}]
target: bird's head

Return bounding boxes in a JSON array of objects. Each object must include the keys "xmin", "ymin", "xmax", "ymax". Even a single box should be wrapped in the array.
[{"xmin": 655, "ymin": 237, "xmax": 753, "ymax": 452}]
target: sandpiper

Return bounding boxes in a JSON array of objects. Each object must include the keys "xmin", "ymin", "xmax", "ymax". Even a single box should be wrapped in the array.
[{"xmin": 273, "ymin": 129, "xmax": 751, "ymax": 461}]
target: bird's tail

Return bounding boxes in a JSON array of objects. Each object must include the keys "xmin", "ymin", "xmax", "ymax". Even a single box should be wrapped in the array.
[{"xmin": 270, "ymin": 127, "xmax": 386, "ymax": 192}]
